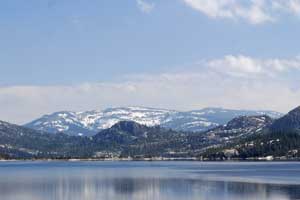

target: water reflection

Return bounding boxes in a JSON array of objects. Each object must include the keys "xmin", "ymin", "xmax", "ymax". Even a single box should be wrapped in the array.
[
  {"xmin": 0, "ymin": 162, "xmax": 299, "ymax": 200},
  {"xmin": 1, "ymin": 176, "xmax": 299, "ymax": 200}
]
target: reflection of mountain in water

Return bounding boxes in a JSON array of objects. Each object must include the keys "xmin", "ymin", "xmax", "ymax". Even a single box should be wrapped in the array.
[{"xmin": 0, "ymin": 176, "xmax": 299, "ymax": 200}]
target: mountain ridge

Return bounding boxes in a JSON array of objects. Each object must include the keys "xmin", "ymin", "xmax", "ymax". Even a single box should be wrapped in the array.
[
  {"xmin": 1, "ymin": 105, "xmax": 300, "ymax": 160},
  {"xmin": 270, "ymin": 106, "xmax": 300, "ymax": 133},
  {"xmin": 202, "ymin": 107, "xmax": 300, "ymax": 160},
  {"xmin": 25, "ymin": 106, "xmax": 283, "ymax": 136}
]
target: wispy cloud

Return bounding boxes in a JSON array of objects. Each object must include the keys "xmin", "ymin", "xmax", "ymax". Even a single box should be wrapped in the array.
[
  {"xmin": 1, "ymin": 55, "xmax": 300, "ymax": 124},
  {"xmin": 207, "ymin": 55, "xmax": 300, "ymax": 77},
  {"xmin": 136, "ymin": 0, "xmax": 155, "ymax": 14},
  {"xmin": 182, "ymin": 0, "xmax": 300, "ymax": 24},
  {"xmin": 272, "ymin": 0, "xmax": 300, "ymax": 15}
]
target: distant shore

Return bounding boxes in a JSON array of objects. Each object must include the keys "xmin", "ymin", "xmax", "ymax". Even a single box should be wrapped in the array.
[{"xmin": 1, "ymin": 157, "xmax": 299, "ymax": 162}]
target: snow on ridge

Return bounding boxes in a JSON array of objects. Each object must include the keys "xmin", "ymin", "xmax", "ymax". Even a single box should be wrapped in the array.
[
  {"xmin": 26, "ymin": 107, "xmax": 177, "ymax": 134},
  {"xmin": 97, "ymin": 119, "xmax": 120, "ymax": 129},
  {"xmin": 25, "ymin": 107, "xmax": 283, "ymax": 136}
]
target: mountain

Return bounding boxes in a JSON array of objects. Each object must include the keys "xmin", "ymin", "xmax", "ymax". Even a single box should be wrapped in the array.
[
  {"xmin": 25, "ymin": 107, "xmax": 283, "ymax": 136},
  {"xmin": 1, "ymin": 105, "xmax": 300, "ymax": 160},
  {"xmin": 0, "ymin": 120, "xmax": 201, "ymax": 159},
  {"xmin": 87, "ymin": 117, "xmax": 274, "ymax": 158},
  {"xmin": 202, "ymin": 107, "xmax": 300, "ymax": 160},
  {"xmin": 0, "ymin": 120, "xmax": 92, "ymax": 159},
  {"xmin": 270, "ymin": 106, "xmax": 300, "ymax": 132},
  {"xmin": 204, "ymin": 115, "xmax": 273, "ymax": 145},
  {"xmin": 92, "ymin": 121, "xmax": 192, "ymax": 157}
]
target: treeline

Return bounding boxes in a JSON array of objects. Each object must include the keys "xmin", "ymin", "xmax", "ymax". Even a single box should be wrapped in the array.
[{"xmin": 202, "ymin": 130, "xmax": 300, "ymax": 160}]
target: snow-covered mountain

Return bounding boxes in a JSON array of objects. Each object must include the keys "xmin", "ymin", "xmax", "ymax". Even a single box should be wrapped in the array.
[{"xmin": 25, "ymin": 107, "xmax": 283, "ymax": 136}]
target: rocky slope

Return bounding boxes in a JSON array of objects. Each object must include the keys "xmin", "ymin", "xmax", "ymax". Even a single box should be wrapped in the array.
[
  {"xmin": 202, "ymin": 107, "xmax": 300, "ymax": 160},
  {"xmin": 270, "ymin": 106, "xmax": 300, "ymax": 132},
  {"xmin": 0, "ymin": 120, "xmax": 92, "ymax": 159},
  {"xmin": 205, "ymin": 115, "xmax": 273, "ymax": 144}
]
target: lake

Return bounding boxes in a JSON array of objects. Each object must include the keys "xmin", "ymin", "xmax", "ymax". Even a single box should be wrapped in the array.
[{"xmin": 0, "ymin": 161, "xmax": 299, "ymax": 200}]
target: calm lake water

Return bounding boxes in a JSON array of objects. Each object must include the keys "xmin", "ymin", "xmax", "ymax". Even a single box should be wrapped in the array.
[{"xmin": 0, "ymin": 161, "xmax": 299, "ymax": 200}]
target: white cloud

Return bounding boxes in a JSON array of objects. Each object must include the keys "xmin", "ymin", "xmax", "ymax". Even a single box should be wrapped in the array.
[
  {"xmin": 272, "ymin": 0, "xmax": 300, "ymax": 15},
  {"xmin": 289, "ymin": 0, "xmax": 300, "ymax": 14},
  {"xmin": 1, "ymin": 54, "xmax": 300, "ymax": 124},
  {"xmin": 207, "ymin": 55, "xmax": 300, "ymax": 77},
  {"xmin": 182, "ymin": 0, "xmax": 300, "ymax": 24},
  {"xmin": 136, "ymin": 0, "xmax": 155, "ymax": 14},
  {"xmin": 1, "ymin": 55, "xmax": 300, "ymax": 124}
]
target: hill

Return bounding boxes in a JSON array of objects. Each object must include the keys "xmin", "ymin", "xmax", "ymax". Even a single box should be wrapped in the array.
[{"xmin": 202, "ymin": 107, "xmax": 300, "ymax": 160}]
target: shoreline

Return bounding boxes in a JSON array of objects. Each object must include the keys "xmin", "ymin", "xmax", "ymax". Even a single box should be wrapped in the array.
[{"xmin": 1, "ymin": 157, "xmax": 299, "ymax": 162}]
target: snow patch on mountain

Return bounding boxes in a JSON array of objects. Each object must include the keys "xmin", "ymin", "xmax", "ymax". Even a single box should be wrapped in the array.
[{"xmin": 25, "ymin": 107, "xmax": 283, "ymax": 136}]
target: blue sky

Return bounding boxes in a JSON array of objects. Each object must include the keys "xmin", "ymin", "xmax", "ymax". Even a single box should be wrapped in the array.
[{"xmin": 1, "ymin": 0, "xmax": 300, "ymax": 123}]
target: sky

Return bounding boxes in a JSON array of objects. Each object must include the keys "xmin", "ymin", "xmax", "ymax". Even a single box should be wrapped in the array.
[{"xmin": 1, "ymin": 0, "xmax": 300, "ymax": 124}]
